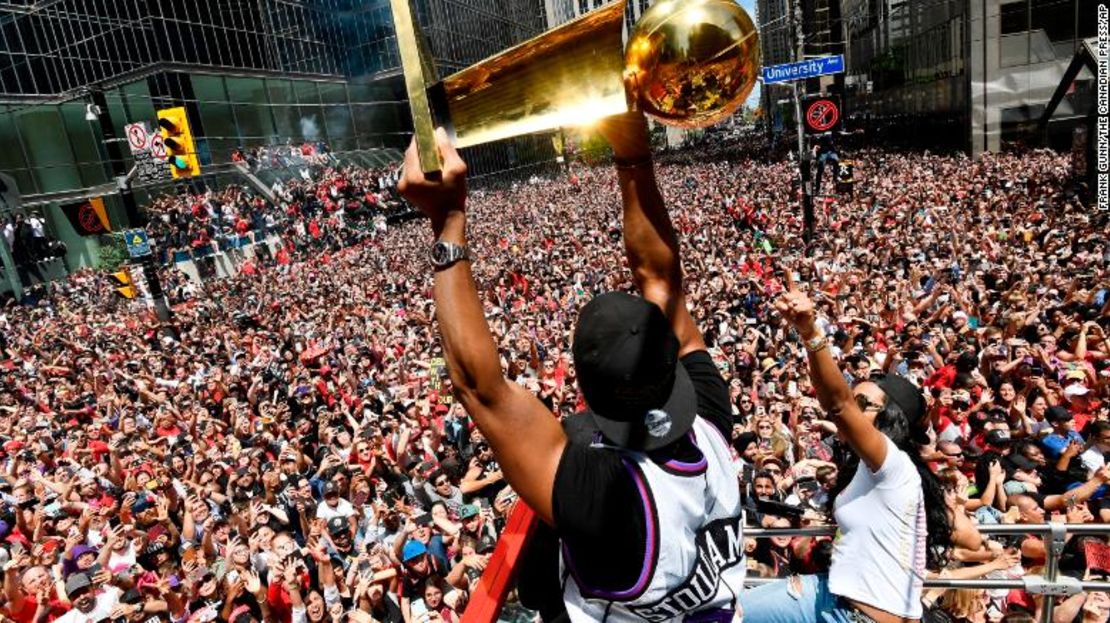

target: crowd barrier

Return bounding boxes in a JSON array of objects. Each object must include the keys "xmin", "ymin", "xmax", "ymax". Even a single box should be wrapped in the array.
[
  {"xmin": 744, "ymin": 524, "xmax": 1110, "ymax": 623},
  {"xmin": 462, "ymin": 506, "xmax": 1110, "ymax": 623}
]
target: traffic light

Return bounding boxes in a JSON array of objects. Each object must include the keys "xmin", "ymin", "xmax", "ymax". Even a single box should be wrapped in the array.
[
  {"xmin": 156, "ymin": 106, "xmax": 201, "ymax": 179},
  {"xmin": 108, "ymin": 270, "xmax": 136, "ymax": 299}
]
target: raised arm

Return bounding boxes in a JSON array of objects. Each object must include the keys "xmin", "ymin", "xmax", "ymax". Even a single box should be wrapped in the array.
[
  {"xmin": 397, "ymin": 129, "xmax": 566, "ymax": 526},
  {"xmin": 775, "ymin": 279, "xmax": 888, "ymax": 472},
  {"xmin": 600, "ymin": 113, "xmax": 705, "ymax": 356}
]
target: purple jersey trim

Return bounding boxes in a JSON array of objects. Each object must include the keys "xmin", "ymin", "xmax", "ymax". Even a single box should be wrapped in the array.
[
  {"xmin": 563, "ymin": 458, "xmax": 659, "ymax": 601},
  {"xmin": 660, "ymin": 432, "xmax": 709, "ymax": 475}
]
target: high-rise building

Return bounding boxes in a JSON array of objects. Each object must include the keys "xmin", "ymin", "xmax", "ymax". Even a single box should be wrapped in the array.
[
  {"xmin": 756, "ymin": 0, "xmax": 794, "ymax": 67},
  {"xmin": 544, "ymin": 0, "xmax": 652, "ymax": 32},
  {"xmin": 0, "ymin": 0, "xmax": 548, "ymax": 275},
  {"xmin": 841, "ymin": 0, "xmax": 1099, "ymax": 153}
]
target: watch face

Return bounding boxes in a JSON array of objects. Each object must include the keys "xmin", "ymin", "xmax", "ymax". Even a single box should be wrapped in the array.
[{"xmin": 431, "ymin": 242, "xmax": 453, "ymax": 265}]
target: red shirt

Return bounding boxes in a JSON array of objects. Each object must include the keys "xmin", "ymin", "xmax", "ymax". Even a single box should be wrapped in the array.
[{"xmin": 7, "ymin": 590, "xmax": 68, "ymax": 623}]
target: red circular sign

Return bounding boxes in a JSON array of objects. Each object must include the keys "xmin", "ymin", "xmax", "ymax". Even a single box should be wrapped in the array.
[
  {"xmin": 805, "ymin": 99, "xmax": 840, "ymax": 133},
  {"xmin": 78, "ymin": 203, "xmax": 105, "ymax": 233},
  {"xmin": 150, "ymin": 134, "xmax": 167, "ymax": 160},
  {"xmin": 127, "ymin": 125, "xmax": 148, "ymax": 151}
]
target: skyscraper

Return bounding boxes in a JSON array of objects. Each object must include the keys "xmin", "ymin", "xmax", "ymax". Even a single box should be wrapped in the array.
[
  {"xmin": 0, "ymin": 0, "xmax": 549, "ymax": 273},
  {"xmin": 840, "ymin": 0, "xmax": 1098, "ymax": 153},
  {"xmin": 543, "ymin": 0, "xmax": 653, "ymax": 32}
]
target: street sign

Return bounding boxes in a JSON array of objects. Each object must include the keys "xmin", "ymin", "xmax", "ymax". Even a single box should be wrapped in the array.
[
  {"xmin": 762, "ymin": 55, "xmax": 845, "ymax": 85},
  {"xmin": 150, "ymin": 134, "xmax": 166, "ymax": 160},
  {"xmin": 123, "ymin": 229, "xmax": 152, "ymax": 258},
  {"xmin": 126, "ymin": 123, "xmax": 150, "ymax": 152},
  {"xmin": 61, "ymin": 197, "xmax": 111, "ymax": 236},
  {"xmin": 125, "ymin": 121, "xmax": 171, "ymax": 185},
  {"xmin": 803, "ymin": 95, "xmax": 842, "ymax": 135}
]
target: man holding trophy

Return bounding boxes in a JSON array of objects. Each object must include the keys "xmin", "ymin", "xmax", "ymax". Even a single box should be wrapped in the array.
[
  {"xmin": 395, "ymin": 0, "xmax": 760, "ymax": 620},
  {"xmin": 400, "ymin": 111, "xmax": 746, "ymax": 620}
]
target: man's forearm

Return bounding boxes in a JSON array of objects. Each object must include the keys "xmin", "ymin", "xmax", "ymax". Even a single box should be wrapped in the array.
[
  {"xmin": 431, "ymin": 213, "xmax": 505, "ymax": 403},
  {"xmin": 618, "ymin": 164, "xmax": 682, "ymax": 290},
  {"xmin": 606, "ymin": 115, "xmax": 682, "ymax": 291}
]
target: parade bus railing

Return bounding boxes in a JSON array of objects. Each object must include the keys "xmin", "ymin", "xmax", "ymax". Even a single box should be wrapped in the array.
[
  {"xmin": 462, "ymin": 505, "xmax": 1110, "ymax": 623},
  {"xmin": 743, "ymin": 523, "xmax": 1110, "ymax": 623}
]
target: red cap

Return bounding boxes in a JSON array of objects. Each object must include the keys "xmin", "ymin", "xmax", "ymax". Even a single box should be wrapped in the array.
[{"xmin": 1006, "ymin": 589, "xmax": 1034, "ymax": 612}]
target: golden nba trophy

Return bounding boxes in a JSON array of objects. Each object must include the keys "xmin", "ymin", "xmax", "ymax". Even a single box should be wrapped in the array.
[{"xmin": 389, "ymin": 0, "xmax": 761, "ymax": 174}]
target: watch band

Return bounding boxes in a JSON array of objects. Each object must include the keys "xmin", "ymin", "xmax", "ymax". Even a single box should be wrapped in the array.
[
  {"xmin": 804, "ymin": 331, "xmax": 828, "ymax": 354},
  {"xmin": 430, "ymin": 241, "xmax": 469, "ymax": 270}
]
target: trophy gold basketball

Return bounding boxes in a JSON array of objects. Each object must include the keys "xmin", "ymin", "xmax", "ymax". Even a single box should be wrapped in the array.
[{"xmin": 389, "ymin": 0, "xmax": 761, "ymax": 173}]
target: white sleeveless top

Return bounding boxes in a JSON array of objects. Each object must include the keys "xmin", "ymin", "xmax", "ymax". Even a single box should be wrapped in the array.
[
  {"xmin": 560, "ymin": 416, "xmax": 746, "ymax": 623},
  {"xmin": 828, "ymin": 436, "xmax": 927, "ymax": 618}
]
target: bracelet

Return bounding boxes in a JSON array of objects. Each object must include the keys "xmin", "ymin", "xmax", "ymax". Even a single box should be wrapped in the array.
[
  {"xmin": 614, "ymin": 155, "xmax": 653, "ymax": 170},
  {"xmin": 804, "ymin": 332, "xmax": 828, "ymax": 353}
]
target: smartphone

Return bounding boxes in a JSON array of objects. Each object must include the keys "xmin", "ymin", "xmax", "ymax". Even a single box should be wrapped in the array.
[{"xmin": 410, "ymin": 600, "xmax": 428, "ymax": 618}]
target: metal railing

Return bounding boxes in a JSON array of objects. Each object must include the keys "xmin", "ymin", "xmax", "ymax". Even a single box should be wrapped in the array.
[{"xmin": 744, "ymin": 523, "xmax": 1110, "ymax": 623}]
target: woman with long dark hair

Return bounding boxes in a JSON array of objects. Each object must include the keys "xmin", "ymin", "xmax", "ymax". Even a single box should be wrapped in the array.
[{"xmin": 741, "ymin": 280, "xmax": 952, "ymax": 623}]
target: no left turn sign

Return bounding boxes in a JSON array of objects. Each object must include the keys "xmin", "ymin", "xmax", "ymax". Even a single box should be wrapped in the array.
[{"xmin": 150, "ymin": 134, "xmax": 167, "ymax": 161}]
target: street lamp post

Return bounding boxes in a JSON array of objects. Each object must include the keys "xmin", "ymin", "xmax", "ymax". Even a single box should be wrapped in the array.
[{"xmin": 790, "ymin": 0, "xmax": 815, "ymax": 250}]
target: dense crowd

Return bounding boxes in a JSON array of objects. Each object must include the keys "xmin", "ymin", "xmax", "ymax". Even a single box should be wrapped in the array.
[
  {"xmin": 231, "ymin": 142, "xmax": 335, "ymax": 171},
  {"xmin": 143, "ymin": 160, "xmax": 405, "ymax": 265},
  {"xmin": 0, "ymin": 139, "xmax": 1107, "ymax": 623}
]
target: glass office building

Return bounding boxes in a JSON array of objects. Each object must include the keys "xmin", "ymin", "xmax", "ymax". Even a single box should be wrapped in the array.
[
  {"xmin": 0, "ymin": 0, "xmax": 548, "ymax": 281},
  {"xmin": 841, "ymin": 0, "xmax": 1099, "ymax": 152}
]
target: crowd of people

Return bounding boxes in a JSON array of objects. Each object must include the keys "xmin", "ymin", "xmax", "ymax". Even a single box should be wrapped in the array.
[
  {"xmin": 231, "ymin": 142, "xmax": 336, "ymax": 171},
  {"xmin": 142, "ymin": 160, "xmax": 407, "ymax": 266},
  {"xmin": 0, "ymin": 132, "xmax": 1107, "ymax": 623}
]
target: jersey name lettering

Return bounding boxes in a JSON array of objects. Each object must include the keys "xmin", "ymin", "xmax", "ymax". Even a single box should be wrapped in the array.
[{"xmin": 628, "ymin": 516, "xmax": 744, "ymax": 622}]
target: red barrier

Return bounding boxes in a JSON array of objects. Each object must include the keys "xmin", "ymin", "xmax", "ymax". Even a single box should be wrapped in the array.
[{"xmin": 460, "ymin": 502, "xmax": 540, "ymax": 623}]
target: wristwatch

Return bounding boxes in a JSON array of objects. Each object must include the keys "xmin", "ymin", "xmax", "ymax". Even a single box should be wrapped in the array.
[
  {"xmin": 804, "ymin": 331, "xmax": 829, "ymax": 353},
  {"xmin": 429, "ymin": 240, "xmax": 469, "ymax": 270}
]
